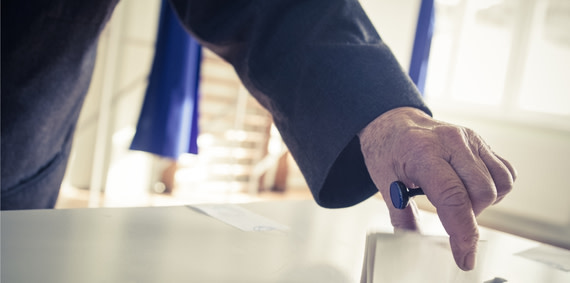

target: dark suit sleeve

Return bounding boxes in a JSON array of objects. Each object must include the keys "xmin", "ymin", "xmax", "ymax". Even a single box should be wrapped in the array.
[{"xmin": 169, "ymin": 0, "xmax": 432, "ymax": 208}]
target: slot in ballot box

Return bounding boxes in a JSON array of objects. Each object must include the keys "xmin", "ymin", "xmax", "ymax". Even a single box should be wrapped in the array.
[{"xmin": 1, "ymin": 199, "xmax": 569, "ymax": 282}]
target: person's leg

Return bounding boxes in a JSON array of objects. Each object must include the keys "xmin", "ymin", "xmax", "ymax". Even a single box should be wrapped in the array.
[
  {"xmin": 1, "ymin": 0, "xmax": 118, "ymax": 210},
  {"xmin": 0, "ymin": 128, "xmax": 75, "ymax": 210}
]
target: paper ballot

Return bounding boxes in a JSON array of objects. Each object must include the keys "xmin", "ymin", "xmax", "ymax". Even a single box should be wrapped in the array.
[
  {"xmin": 189, "ymin": 203, "xmax": 289, "ymax": 232},
  {"xmin": 360, "ymin": 232, "xmax": 486, "ymax": 283}
]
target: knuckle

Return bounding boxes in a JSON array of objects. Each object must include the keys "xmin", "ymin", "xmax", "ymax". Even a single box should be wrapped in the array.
[
  {"xmin": 451, "ymin": 230, "xmax": 479, "ymax": 247},
  {"xmin": 399, "ymin": 138, "xmax": 441, "ymax": 169},
  {"xmin": 402, "ymin": 136, "xmax": 441, "ymax": 163},
  {"xmin": 436, "ymin": 184, "xmax": 470, "ymax": 209},
  {"xmin": 496, "ymin": 178, "xmax": 514, "ymax": 198},
  {"xmin": 435, "ymin": 125, "xmax": 468, "ymax": 143},
  {"xmin": 472, "ymin": 186, "xmax": 497, "ymax": 206},
  {"xmin": 499, "ymin": 176, "xmax": 514, "ymax": 191}
]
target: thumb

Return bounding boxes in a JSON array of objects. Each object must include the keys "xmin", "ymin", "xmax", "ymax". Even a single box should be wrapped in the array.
[{"xmin": 384, "ymin": 195, "xmax": 421, "ymax": 232}]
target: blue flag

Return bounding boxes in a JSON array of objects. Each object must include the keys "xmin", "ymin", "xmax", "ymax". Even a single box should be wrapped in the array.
[
  {"xmin": 130, "ymin": 0, "xmax": 201, "ymax": 159},
  {"xmin": 409, "ymin": 0, "xmax": 435, "ymax": 95}
]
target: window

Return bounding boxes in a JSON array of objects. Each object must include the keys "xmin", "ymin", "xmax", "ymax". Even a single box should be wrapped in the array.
[{"xmin": 425, "ymin": 0, "xmax": 570, "ymax": 130}]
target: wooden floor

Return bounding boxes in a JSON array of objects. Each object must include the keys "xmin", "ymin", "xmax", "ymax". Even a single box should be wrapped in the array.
[{"xmin": 55, "ymin": 182, "xmax": 313, "ymax": 209}]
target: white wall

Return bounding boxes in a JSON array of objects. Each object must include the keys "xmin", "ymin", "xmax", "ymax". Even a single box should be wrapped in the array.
[
  {"xmin": 360, "ymin": 0, "xmax": 421, "ymax": 71},
  {"xmin": 65, "ymin": 0, "xmax": 161, "ymax": 204}
]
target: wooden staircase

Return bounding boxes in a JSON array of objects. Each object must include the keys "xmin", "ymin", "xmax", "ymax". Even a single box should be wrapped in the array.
[{"xmin": 174, "ymin": 49, "xmax": 277, "ymax": 194}]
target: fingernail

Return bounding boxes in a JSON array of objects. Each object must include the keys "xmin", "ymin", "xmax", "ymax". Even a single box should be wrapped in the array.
[{"xmin": 463, "ymin": 251, "xmax": 476, "ymax": 271}]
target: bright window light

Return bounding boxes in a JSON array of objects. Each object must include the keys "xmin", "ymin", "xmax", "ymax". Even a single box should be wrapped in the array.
[{"xmin": 425, "ymin": 0, "xmax": 570, "ymax": 127}]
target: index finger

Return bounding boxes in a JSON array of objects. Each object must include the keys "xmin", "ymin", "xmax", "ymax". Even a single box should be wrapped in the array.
[{"xmin": 409, "ymin": 157, "xmax": 479, "ymax": 271}]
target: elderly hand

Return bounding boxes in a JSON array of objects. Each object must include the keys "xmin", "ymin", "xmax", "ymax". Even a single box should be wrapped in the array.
[{"xmin": 358, "ymin": 107, "xmax": 516, "ymax": 271}]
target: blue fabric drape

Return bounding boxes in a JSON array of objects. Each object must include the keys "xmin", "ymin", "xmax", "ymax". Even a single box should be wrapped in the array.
[
  {"xmin": 409, "ymin": 0, "xmax": 435, "ymax": 95},
  {"xmin": 130, "ymin": 0, "xmax": 202, "ymax": 159}
]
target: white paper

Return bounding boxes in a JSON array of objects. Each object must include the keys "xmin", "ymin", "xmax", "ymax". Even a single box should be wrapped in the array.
[
  {"xmin": 516, "ymin": 245, "xmax": 570, "ymax": 272},
  {"xmin": 189, "ymin": 203, "xmax": 289, "ymax": 232},
  {"xmin": 361, "ymin": 232, "xmax": 486, "ymax": 283}
]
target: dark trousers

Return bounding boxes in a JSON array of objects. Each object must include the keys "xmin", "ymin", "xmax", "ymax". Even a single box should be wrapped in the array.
[{"xmin": 1, "ymin": 0, "xmax": 119, "ymax": 209}]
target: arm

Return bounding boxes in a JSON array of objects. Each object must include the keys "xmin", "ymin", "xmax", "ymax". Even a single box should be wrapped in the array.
[
  {"xmin": 168, "ymin": 0, "xmax": 516, "ymax": 271},
  {"xmin": 169, "ymin": 0, "xmax": 430, "ymax": 207}
]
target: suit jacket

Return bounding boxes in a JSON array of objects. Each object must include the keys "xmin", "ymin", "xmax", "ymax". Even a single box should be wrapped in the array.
[{"xmin": 1, "ymin": 0, "xmax": 430, "ymax": 209}]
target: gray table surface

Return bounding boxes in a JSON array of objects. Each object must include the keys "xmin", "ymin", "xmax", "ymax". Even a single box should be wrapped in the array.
[{"xmin": 2, "ymin": 198, "xmax": 568, "ymax": 282}]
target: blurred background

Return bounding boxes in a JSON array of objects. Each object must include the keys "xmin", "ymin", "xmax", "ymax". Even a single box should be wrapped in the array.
[{"xmin": 56, "ymin": 0, "xmax": 569, "ymax": 249}]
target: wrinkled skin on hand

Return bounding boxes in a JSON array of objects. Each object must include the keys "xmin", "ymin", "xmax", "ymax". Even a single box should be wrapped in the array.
[{"xmin": 358, "ymin": 107, "xmax": 517, "ymax": 271}]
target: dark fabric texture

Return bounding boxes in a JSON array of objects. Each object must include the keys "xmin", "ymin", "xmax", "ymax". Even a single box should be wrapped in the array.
[
  {"xmin": 1, "ymin": 0, "xmax": 119, "ymax": 209},
  {"xmin": 2, "ymin": 0, "xmax": 431, "ymax": 210},
  {"xmin": 169, "ymin": 0, "xmax": 432, "ymax": 208}
]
